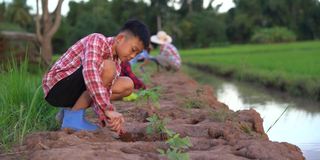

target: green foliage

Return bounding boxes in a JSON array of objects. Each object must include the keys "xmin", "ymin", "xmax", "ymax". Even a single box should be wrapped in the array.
[
  {"xmin": 0, "ymin": 59, "xmax": 58, "ymax": 150},
  {"xmin": 64, "ymin": 0, "xmax": 119, "ymax": 47},
  {"xmin": 158, "ymin": 148, "xmax": 190, "ymax": 160},
  {"xmin": 166, "ymin": 133, "xmax": 192, "ymax": 150},
  {"xmin": 175, "ymin": 11, "xmax": 227, "ymax": 48},
  {"xmin": 0, "ymin": 22, "xmax": 24, "ymax": 31},
  {"xmin": 146, "ymin": 114, "xmax": 192, "ymax": 160},
  {"xmin": 227, "ymin": 0, "xmax": 320, "ymax": 42},
  {"xmin": 137, "ymin": 87, "xmax": 161, "ymax": 108},
  {"xmin": 52, "ymin": 18, "xmax": 72, "ymax": 54},
  {"xmin": 2, "ymin": 0, "xmax": 320, "ymax": 52},
  {"xmin": 251, "ymin": 27, "xmax": 296, "ymax": 43},
  {"xmin": 0, "ymin": 2, "xmax": 5, "ymax": 22},
  {"xmin": 209, "ymin": 109, "xmax": 232, "ymax": 122},
  {"xmin": 158, "ymin": 131, "xmax": 192, "ymax": 160},
  {"xmin": 4, "ymin": 0, "xmax": 32, "ymax": 28},
  {"xmin": 146, "ymin": 114, "xmax": 168, "ymax": 135},
  {"xmin": 183, "ymin": 99, "xmax": 205, "ymax": 109},
  {"xmin": 182, "ymin": 87, "xmax": 208, "ymax": 109},
  {"xmin": 226, "ymin": 11, "xmax": 254, "ymax": 43},
  {"xmin": 110, "ymin": 0, "xmax": 150, "ymax": 25}
]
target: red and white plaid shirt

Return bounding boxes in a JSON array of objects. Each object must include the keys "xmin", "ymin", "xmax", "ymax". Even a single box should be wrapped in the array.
[
  {"xmin": 42, "ymin": 33, "xmax": 121, "ymax": 126},
  {"xmin": 160, "ymin": 43, "xmax": 181, "ymax": 69}
]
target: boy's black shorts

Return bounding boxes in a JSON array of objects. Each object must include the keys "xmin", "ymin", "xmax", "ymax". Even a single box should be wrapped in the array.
[{"xmin": 45, "ymin": 66, "xmax": 86, "ymax": 108}]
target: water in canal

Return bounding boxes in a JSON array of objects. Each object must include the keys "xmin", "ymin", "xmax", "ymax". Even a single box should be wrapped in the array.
[{"xmin": 184, "ymin": 67, "xmax": 320, "ymax": 160}]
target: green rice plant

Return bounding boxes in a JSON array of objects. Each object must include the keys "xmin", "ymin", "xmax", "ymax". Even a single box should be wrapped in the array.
[
  {"xmin": 0, "ymin": 59, "xmax": 58, "ymax": 151},
  {"xmin": 181, "ymin": 41, "xmax": 320, "ymax": 100}
]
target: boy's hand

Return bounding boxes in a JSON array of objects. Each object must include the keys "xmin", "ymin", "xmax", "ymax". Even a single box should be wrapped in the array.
[{"xmin": 105, "ymin": 111, "xmax": 125, "ymax": 135}]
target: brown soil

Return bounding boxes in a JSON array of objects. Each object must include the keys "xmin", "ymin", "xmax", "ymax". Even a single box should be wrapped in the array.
[{"xmin": 0, "ymin": 71, "xmax": 305, "ymax": 160}]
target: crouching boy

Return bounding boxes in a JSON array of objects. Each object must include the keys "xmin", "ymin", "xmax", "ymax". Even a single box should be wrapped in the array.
[{"xmin": 42, "ymin": 19, "xmax": 150, "ymax": 134}]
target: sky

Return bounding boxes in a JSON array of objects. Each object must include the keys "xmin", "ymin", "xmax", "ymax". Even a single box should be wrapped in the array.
[
  {"xmin": 2, "ymin": 0, "xmax": 235, "ymax": 15},
  {"xmin": 206, "ymin": 0, "xmax": 235, "ymax": 12}
]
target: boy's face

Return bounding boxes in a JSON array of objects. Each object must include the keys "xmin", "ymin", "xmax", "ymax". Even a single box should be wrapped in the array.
[{"xmin": 114, "ymin": 32, "xmax": 144, "ymax": 62}]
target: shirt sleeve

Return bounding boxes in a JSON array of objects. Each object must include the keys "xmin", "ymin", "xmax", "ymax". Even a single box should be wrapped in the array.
[
  {"xmin": 120, "ymin": 62, "xmax": 146, "ymax": 90},
  {"xmin": 81, "ymin": 34, "xmax": 114, "ymax": 126}
]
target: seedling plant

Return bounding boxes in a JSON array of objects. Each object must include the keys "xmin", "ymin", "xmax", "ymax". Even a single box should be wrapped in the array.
[
  {"xmin": 137, "ymin": 86, "xmax": 161, "ymax": 111},
  {"xmin": 145, "ymin": 114, "xmax": 192, "ymax": 160}
]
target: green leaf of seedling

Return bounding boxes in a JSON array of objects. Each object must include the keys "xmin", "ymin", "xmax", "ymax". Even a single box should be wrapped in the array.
[
  {"xmin": 146, "ymin": 125, "xmax": 154, "ymax": 135},
  {"xmin": 178, "ymin": 152, "xmax": 190, "ymax": 160},
  {"xmin": 146, "ymin": 114, "xmax": 167, "ymax": 134},
  {"xmin": 157, "ymin": 149, "xmax": 165, "ymax": 155},
  {"xmin": 152, "ymin": 86, "xmax": 162, "ymax": 92},
  {"xmin": 164, "ymin": 128, "xmax": 176, "ymax": 137},
  {"xmin": 146, "ymin": 114, "xmax": 156, "ymax": 123},
  {"xmin": 167, "ymin": 134, "xmax": 192, "ymax": 150},
  {"xmin": 160, "ymin": 148, "xmax": 190, "ymax": 160}
]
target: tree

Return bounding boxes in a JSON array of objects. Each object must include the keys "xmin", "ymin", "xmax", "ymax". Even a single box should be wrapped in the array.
[
  {"xmin": 150, "ymin": 0, "xmax": 172, "ymax": 31},
  {"xmin": 65, "ymin": 0, "xmax": 118, "ymax": 46},
  {"xmin": 35, "ymin": 0, "xmax": 64, "ymax": 65},
  {"xmin": 0, "ymin": 2, "xmax": 5, "ymax": 22},
  {"xmin": 265, "ymin": 0, "xmax": 320, "ymax": 39},
  {"xmin": 5, "ymin": 0, "xmax": 32, "ymax": 28},
  {"xmin": 178, "ymin": 0, "xmax": 204, "ymax": 16},
  {"xmin": 227, "ymin": 0, "xmax": 320, "ymax": 42},
  {"xmin": 111, "ymin": 0, "xmax": 149, "ymax": 25},
  {"xmin": 175, "ymin": 11, "xmax": 226, "ymax": 48}
]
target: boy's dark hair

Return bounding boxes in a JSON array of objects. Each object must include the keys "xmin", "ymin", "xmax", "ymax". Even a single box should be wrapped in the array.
[{"xmin": 120, "ymin": 19, "xmax": 150, "ymax": 49}]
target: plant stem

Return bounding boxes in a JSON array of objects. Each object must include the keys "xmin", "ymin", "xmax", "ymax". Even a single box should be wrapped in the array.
[
  {"xmin": 266, "ymin": 105, "xmax": 290, "ymax": 133},
  {"xmin": 20, "ymin": 85, "xmax": 42, "ymax": 144}
]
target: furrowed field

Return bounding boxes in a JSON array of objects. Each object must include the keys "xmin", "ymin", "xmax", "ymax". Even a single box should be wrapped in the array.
[{"xmin": 180, "ymin": 41, "xmax": 320, "ymax": 100}]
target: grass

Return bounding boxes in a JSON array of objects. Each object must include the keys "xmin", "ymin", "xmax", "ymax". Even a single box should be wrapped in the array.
[
  {"xmin": 0, "ymin": 59, "xmax": 58, "ymax": 151},
  {"xmin": 180, "ymin": 41, "xmax": 320, "ymax": 100},
  {"xmin": 208, "ymin": 108, "xmax": 233, "ymax": 122},
  {"xmin": 182, "ymin": 99, "xmax": 204, "ymax": 109}
]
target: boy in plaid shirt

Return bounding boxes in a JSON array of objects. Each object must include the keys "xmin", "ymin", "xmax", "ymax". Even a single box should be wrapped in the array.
[{"xmin": 42, "ymin": 20, "xmax": 150, "ymax": 134}]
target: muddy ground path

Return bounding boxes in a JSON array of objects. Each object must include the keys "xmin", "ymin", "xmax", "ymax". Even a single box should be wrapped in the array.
[{"xmin": 1, "ymin": 71, "xmax": 305, "ymax": 160}]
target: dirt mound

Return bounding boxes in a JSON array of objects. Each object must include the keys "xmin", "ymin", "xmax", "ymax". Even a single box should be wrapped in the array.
[{"xmin": 1, "ymin": 71, "xmax": 305, "ymax": 160}]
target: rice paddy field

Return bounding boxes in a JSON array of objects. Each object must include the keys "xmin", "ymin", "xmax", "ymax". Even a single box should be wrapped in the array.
[{"xmin": 180, "ymin": 41, "xmax": 320, "ymax": 100}]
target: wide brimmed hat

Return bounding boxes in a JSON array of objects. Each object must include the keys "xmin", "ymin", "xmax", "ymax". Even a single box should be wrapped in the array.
[{"xmin": 150, "ymin": 31, "xmax": 172, "ymax": 45}]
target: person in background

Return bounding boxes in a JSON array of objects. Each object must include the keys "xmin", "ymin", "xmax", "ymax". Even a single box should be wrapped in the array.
[
  {"xmin": 129, "ymin": 44, "xmax": 159, "ymax": 72},
  {"xmin": 150, "ymin": 31, "xmax": 181, "ymax": 71}
]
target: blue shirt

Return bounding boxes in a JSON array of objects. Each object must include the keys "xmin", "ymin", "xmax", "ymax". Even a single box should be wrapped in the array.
[{"xmin": 129, "ymin": 50, "xmax": 150, "ymax": 65}]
